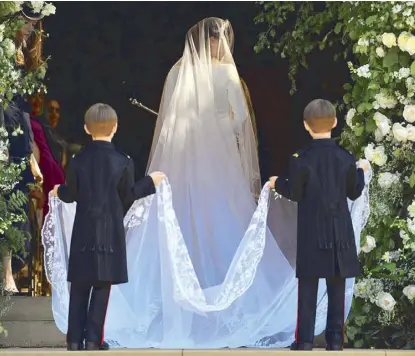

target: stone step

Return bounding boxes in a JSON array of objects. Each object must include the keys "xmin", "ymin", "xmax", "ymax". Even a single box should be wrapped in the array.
[
  {"xmin": 0, "ymin": 349, "xmax": 410, "ymax": 356},
  {"xmin": 0, "ymin": 297, "xmax": 332, "ymax": 349},
  {"xmin": 1, "ymin": 297, "xmax": 54, "ymax": 321},
  {"xmin": 0, "ymin": 321, "xmax": 65, "ymax": 348}
]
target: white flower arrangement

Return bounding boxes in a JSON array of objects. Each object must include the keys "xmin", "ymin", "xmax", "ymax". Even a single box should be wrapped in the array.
[
  {"xmin": 403, "ymin": 285, "xmax": 415, "ymax": 301},
  {"xmin": 361, "ymin": 235, "xmax": 376, "ymax": 253},
  {"xmin": 356, "ymin": 64, "xmax": 371, "ymax": 78},
  {"xmin": 255, "ymin": 0, "xmax": 415, "ymax": 347},
  {"xmin": 381, "ymin": 33, "xmax": 397, "ymax": 48},
  {"xmin": 378, "ymin": 172, "xmax": 400, "ymax": 189},
  {"xmin": 375, "ymin": 47, "xmax": 385, "ymax": 57},
  {"xmin": 364, "ymin": 144, "xmax": 388, "ymax": 166},
  {"xmin": 346, "ymin": 108, "xmax": 356, "ymax": 128},
  {"xmin": 376, "ymin": 292, "xmax": 396, "ymax": 311},
  {"xmin": 374, "ymin": 92, "xmax": 397, "ymax": 110}
]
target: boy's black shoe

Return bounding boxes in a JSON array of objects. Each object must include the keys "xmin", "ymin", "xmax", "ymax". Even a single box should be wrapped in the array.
[
  {"xmin": 85, "ymin": 341, "xmax": 110, "ymax": 351},
  {"xmin": 326, "ymin": 343, "xmax": 343, "ymax": 351},
  {"xmin": 290, "ymin": 342, "xmax": 313, "ymax": 351},
  {"xmin": 67, "ymin": 342, "xmax": 84, "ymax": 351},
  {"xmin": 100, "ymin": 341, "xmax": 110, "ymax": 350}
]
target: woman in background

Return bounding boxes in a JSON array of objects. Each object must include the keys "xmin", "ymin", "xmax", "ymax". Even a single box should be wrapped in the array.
[
  {"xmin": 27, "ymin": 90, "xmax": 65, "ymax": 221},
  {"xmin": 1, "ymin": 5, "xmax": 46, "ymax": 293}
]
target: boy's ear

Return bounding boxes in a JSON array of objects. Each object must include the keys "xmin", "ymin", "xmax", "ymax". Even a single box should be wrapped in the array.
[
  {"xmin": 84, "ymin": 124, "xmax": 91, "ymax": 136},
  {"xmin": 112, "ymin": 122, "xmax": 118, "ymax": 135},
  {"xmin": 332, "ymin": 117, "xmax": 338, "ymax": 129},
  {"xmin": 303, "ymin": 120, "xmax": 310, "ymax": 132}
]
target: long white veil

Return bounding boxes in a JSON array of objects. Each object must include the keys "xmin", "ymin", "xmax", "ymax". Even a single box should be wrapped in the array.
[
  {"xmin": 42, "ymin": 17, "xmax": 372, "ymax": 349},
  {"xmin": 148, "ymin": 17, "xmax": 261, "ymax": 198}
]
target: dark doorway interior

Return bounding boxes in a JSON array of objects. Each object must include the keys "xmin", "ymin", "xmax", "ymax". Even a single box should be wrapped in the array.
[{"xmin": 44, "ymin": 1, "xmax": 348, "ymax": 180}]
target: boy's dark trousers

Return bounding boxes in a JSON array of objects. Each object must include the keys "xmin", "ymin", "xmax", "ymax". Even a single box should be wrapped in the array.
[
  {"xmin": 295, "ymin": 276, "xmax": 345, "ymax": 348},
  {"xmin": 67, "ymin": 281, "xmax": 111, "ymax": 346}
]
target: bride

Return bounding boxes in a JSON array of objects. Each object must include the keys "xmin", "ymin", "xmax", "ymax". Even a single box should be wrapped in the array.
[{"xmin": 43, "ymin": 17, "xmax": 371, "ymax": 348}]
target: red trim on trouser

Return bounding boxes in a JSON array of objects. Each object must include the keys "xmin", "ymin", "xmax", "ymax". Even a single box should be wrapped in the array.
[
  {"xmin": 295, "ymin": 279, "xmax": 300, "ymax": 344},
  {"xmin": 100, "ymin": 286, "xmax": 111, "ymax": 345},
  {"xmin": 342, "ymin": 291, "xmax": 346, "ymax": 346}
]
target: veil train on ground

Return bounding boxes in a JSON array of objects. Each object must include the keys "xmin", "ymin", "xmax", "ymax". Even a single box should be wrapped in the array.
[{"xmin": 42, "ymin": 17, "xmax": 372, "ymax": 348}]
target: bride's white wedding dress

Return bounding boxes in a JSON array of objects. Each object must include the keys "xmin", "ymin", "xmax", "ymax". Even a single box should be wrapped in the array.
[{"xmin": 42, "ymin": 17, "xmax": 371, "ymax": 348}]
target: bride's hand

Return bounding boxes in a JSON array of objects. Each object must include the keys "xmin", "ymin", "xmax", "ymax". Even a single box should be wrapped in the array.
[
  {"xmin": 149, "ymin": 171, "xmax": 165, "ymax": 186},
  {"xmin": 269, "ymin": 176, "xmax": 278, "ymax": 189}
]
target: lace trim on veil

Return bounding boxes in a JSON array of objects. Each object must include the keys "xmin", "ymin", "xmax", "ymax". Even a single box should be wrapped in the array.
[{"xmin": 42, "ymin": 166, "xmax": 372, "ymax": 347}]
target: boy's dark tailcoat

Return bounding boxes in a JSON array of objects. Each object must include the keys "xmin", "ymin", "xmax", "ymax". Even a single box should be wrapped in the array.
[
  {"xmin": 275, "ymin": 138, "xmax": 365, "ymax": 279},
  {"xmin": 274, "ymin": 138, "xmax": 365, "ymax": 347},
  {"xmin": 58, "ymin": 140, "xmax": 155, "ymax": 284},
  {"xmin": 57, "ymin": 140, "xmax": 155, "ymax": 345}
]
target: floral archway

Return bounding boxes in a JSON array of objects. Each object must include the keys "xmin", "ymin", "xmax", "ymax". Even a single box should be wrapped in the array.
[{"xmin": 255, "ymin": 1, "xmax": 415, "ymax": 349}]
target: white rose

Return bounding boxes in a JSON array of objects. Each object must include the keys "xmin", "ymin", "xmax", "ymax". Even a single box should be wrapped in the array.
[
  {"xmin": 398, "ymin": 67, "xmax": 411, "ymax": 79},
  {"xmin": 374, "ymin": 112, "xmax": 391, "ymax": 137},
  {"xmin": 346, "ymin": 108, "xmax": 356, "ymax": 128},
  {"xmin": 403, "ymin": 105, "xmax": 415, "ymax": 123},
  {"xmin": 382, "ymin": 33, "xmax": 397, "ymax": 48},
  {"xmin": 0, "ymin": 150, "xmax": 7, "ymax": 162},
  {"xmin": 398, "ymin": 31, "xmax": 411, "ymax": 51},
  {"xmin": 378, "ymin": 172, "xmax": 398, "ymax": 189},
  {"xmin": 364, "ymin": 143, "xmax": 375, "ymax": 161},
  {"xmin": 31, "ymin": 1, "xmax": 44, "ymax": 13},
  {"xmin": 393, "ymin": 4, "xmax": 403, "ymax": 14},
  {"xmin": 374, "ymin": 92, "xmax": 397, "ymax": 109},
  {"xmin": 372, "ymin": 145, "xmax": 388, "ymax": 166},
  {"xmin": 361, "ymin": 235, "xmax": 376, "ymax": 253},
  {"xmin": 392, "ymin": 122, "xmax": 408, "ymax": 142},
  {"xmin": 1, "ymin": 38, "xmax": 16, "ymax": 58},
  {"xmin": 400, "ymin": 230, "xmax": 410, "ymax": 243},
  {"xmin": 376, "ymin": 47, "xmax": 385, "ymax": 57},
  {"xmin": 356, "ymin": 64, "xmax": 371, "ymax": 78},
  {"xmin": 376, "ymin": 292, "xmax": 396, "ymax": 311},
  {"xmin": 375, "ymin": 128, "xmax": 384, "ymax": 142},
  {"xmin": 405, "ymin": 36, "xmax": 415, "ymax": 55},
  {"xmin": 407, "ymin": 218, "xmax": 415, "ymax": 234},
  {"xmin": 358, "ymin": 38, "xmax": 369, "ymax": 47},
  {"xmin": 42, "ymin": 3, "xmax": 56, "ymax": 16},
  {"xmin": 407, "ymin": 124, "xmax": 415, "ymax": 141},
  {"xmin": 408, "ymin": 201, "xmax": 415, "ymax": 218},
  {"xmin": 403, "ymin": 285, "xmax": 415, "ymax": 300}
]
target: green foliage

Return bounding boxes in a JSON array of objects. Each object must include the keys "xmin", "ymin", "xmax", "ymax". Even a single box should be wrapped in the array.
[{"xmin": 255, "ymin": 0, "xmax": 415, "ymax": 349}]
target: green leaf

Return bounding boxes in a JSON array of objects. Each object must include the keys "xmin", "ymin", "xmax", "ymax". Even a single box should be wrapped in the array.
[
  {"xmin": 357, "ymin": 102, "xmax": 372, "ymax": 113},
  {"xmin": 399, "ymin": 52, "xmax": 410, "ymax": 67},
  {"xmin": 354, "ymin": 339, "xmax": 364, "ymax": 348},
  {"xmin": 383, "ymin": 48, "xmax": 399, "ymax": 68},
  {"xmin": 409, "ymin": 173, "xmax": 415, "ymax": 188},
  {"xmin": 343, "ymin": 93, "xmax": 351, "ymax": 104},
  {"xmin": 349, "ymin": 31, "xmax": 358, "ymax": 41},
  {"xmin": 411, "ymin": 61, "xmax": 415, "ymax": 77},
  {"xmin": 334, "ymin": 22, "xmax": 343, "ymax": 34},
  {"xmin": 357, "ymin": 103, "xmax": 365, "ymax": 113},
  {"xmin": 393, "ymin": 148, "xmax": 401, "ymax": 158},
  {"xmin": 365, "ymin": 118, "xmax": 376, "ymax": 133},
  {"xmin": 344, "ymin": 83, "xmax": 352, "ymax": 91},
  {"xmin": 368, "ymin": 82, "xmax": 380, "ymax": 90},
  {"xmin": 354, "ymin": 125, "xmax": 364, "ymax": 137},
  {"xmin": 366, "ymin": 15, "xmax": 377, "ymax": 26}
]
